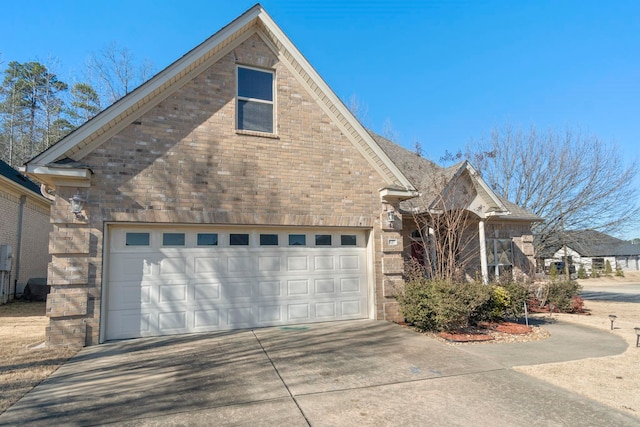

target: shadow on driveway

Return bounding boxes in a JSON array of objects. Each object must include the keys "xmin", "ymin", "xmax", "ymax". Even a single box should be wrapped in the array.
[{"xmin": 0, "ymin": 319, "xmax": 636, "ymax": 426}]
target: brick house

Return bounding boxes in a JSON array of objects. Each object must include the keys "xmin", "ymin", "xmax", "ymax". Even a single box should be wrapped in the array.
[
  {"xmin": 0, "ymin": 159, "xmax": 52, "ymax": 303},
  {"xmin": 24, "ymin": 5, "xmax": 538, "ymax": 347}
]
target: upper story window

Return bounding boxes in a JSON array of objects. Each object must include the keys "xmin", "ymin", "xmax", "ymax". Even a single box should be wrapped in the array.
[{"xmin": 237, "ymin": 66, "xmax": 274, "ymax": 133}]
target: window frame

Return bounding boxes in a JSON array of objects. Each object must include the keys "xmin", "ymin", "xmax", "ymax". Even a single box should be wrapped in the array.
[
  {"xmin": 162, "ymin": 233, "xmax": 186, "ymax": 247},
  {"xmin": 125, "ymin": 232, "xmax": 150, "ymax": 246},
  {"xmin": 486, "ymin": 238, "xmax": 513, "ymax": 279},
  {"xmin": 236, "ymin": 65, "xmax": 275, "ymax": 134}
]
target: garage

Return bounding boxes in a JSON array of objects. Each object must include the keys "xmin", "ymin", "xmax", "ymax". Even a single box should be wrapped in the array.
[{"xmin": 104, "ymin": 226, "xmax": 371, "ymax": 340}]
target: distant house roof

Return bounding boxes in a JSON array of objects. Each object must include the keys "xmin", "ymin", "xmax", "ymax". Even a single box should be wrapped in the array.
[
  {"xmin": 538, "ymin": 229, "xmax": 640, "ymax": 258},
  {"xmin": 369, "ymin": 131, "xmax": 541, "ymax": 222},
  {"xmin": 0, "ymin": 159, "xmax": 41, "ymax": 195}
]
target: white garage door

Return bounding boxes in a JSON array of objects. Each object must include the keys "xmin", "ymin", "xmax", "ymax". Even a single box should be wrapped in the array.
[{"xmin": 105, "ymin": 226, "xmax": 370, "ymax": 340}]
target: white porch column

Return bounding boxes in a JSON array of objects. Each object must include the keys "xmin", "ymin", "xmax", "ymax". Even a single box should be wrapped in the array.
[
  {"xmin": 479, "ymin": 219, "xmax": 489, "ymax": 284},
  {"xmin": 428, "ymin": 227, "xmax": 437, "ymax": 272}
]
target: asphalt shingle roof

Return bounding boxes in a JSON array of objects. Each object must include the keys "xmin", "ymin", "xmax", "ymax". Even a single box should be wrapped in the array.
[
  {"xmin": 538, "ymin": 229, "xmax": 640, "ymax": 257},
  {"xmin": 369, "ymin": 131, "xmax": 540, "ymax": 221},
  {"xmin": 0, "ymin": 159, "xmax": 41, "ymax": 195}
]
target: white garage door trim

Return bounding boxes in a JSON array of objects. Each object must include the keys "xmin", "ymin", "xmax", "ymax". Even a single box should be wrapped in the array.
[{"xmin": 102, "ymin": 225, "xmax": 371, "ymax": 341}]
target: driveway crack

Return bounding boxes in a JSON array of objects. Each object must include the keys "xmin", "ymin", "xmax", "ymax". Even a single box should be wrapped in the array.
[{"xmin": 252, "ymin": 330, "xmax": 311, "ymax": 427}]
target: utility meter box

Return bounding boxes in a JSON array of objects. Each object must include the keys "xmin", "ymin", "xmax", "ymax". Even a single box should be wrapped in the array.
[{"xmin": 0, "ymin": 245, "xmax": 12, "ymax": 271}]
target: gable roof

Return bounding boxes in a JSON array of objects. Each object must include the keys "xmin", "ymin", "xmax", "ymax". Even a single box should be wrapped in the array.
[
  {"xmin": 24, "ymin": 4, "xmax": 415, "ymax": 194},
  {"xmin": 369, "ymin": 132, "xmax": 541, "ymax": 221},
  {"xmin": 0, "ymin": 159, "xmax": 41, "ymax": 195},
  {"xmin": 540, "ymin": 229, "xmax": 640, "ymax": 257}
]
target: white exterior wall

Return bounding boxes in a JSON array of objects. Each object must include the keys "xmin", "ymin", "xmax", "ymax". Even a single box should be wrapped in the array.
[{"xmin": 546, "ymin": 246, "xmax": 633, "ymax": 274}]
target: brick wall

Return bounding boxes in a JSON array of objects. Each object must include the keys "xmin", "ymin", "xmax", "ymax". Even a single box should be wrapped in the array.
[
  {"xmin": 46, "ymin": 33, "xmax": 399, "ymax": 346},
  {"xmin": 0, "ymin": 186, "xmax": 51, "ymax": 302}
]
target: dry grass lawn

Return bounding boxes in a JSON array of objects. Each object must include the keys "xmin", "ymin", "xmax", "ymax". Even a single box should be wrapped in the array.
[
  {"xmin": 0, "ymin": 301, "xmax": 77, "ymax": 414},
  {"xmin": 516, "ymin": 273, "xmax": 640, "ymax": 416}
]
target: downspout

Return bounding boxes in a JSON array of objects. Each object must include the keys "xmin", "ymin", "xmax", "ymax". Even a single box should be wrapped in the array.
[{"xmin": 14, "ymin": 195, "xmax": 26, "ymax": 299}]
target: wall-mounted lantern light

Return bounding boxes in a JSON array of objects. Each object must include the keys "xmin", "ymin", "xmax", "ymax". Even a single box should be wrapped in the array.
[
  {"xmin": 386, "ymin": 208, "xmax": 395, "ymax": 228},
  {"xmin": 69, "ymin": 193, "xmax": 85, "ymax": 218}
]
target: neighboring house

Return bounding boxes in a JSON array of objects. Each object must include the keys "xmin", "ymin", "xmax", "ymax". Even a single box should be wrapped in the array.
[
  {"xmin": 537, "ymin": 230, "xmax": 640, "ymax": 274},
  {"xmin": 0, "ymin": 159, "xmax": 52, "ymax": 303},
  {"xmin": 23, "ymin": 5, "xmax": 538, "ymax": 347}
]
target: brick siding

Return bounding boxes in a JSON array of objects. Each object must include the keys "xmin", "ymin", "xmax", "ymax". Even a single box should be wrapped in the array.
[
  {"xmin": 0, "ymin": 186, "xmax": 51, "ymax": 301},
  {"xmin": 46, "ymin": 33, "xmax": 404, "ymax": 346}
]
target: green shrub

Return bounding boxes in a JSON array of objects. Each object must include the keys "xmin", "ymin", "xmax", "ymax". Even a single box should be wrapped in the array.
[
  {"xmin": 590, "ymin": 268, "xmax": 599, "ymax": 278},
  {"xmin": 477, "ymin": 279, "xmax": 531, "ymax": 321},
  {"xmin": 398, "ymin": 269, "xmax": 491, "ymax": 332},
  {"xmin": 577, "ymin": 265, "xmax": 587, "ymax": 279},
  {"xmin": 605, "ymin": 260, "xmax": 613, "ymax": 276},
  {"xmin": 499, "ymin": 279, "xmax": 531, "ymax": 319},
  {"xmin": 615, "ymin": 267, "xmax": 624, "ymax": 277},
  {"xmin": 549, "ymin": 263, "xmax": 558, "ymax": 280},
  {"xmin": 547, "ymin": 280, "xmax": 582, "ymax": 312},
  {"xmin": 489, "ymin": 286, "xmax": 510, "ymax": 319}
]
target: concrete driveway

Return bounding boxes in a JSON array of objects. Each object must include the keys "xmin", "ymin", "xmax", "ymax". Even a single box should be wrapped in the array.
[{"xmin": 0, "ymin": 319, "xmax": 637, "ymax": 426}]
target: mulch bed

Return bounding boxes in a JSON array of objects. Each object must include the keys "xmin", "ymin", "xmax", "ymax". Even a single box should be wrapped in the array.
[{"xmin": 437, "ymin": 322, "xmax": 533, "ymax": 343}]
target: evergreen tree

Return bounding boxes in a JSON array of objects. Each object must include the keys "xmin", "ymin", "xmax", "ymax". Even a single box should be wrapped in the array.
[{"xmin": 0, "ymin": 61, "xmax": 68, "ymax": 165}]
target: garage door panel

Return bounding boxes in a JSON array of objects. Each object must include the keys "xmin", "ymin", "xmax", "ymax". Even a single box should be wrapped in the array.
[
  {"xmin": 258, "ymin": 280, "xmax": 281, "ymax": 297},
  {"xmin": 108, "ymin": 282, "xmax": 151, "ymax": 308},
  {"xmin": 194, "ymin": 309, "xmax": 220, "ymax": 328},
  {"xmin": 108, "ymin": 312, "xmax": 151, "ymax": 340},
  {"xmin": 340, "ymin": 278, "xmax": 361, "ymax": 293},
  {"xmin": 314, "ymin": 256, "xmax": 334, "ymax": 271},
  {"xmin": 341, "ymin": 300, "xmax": 363, "ymax": 316},
  {"xmin": 287, "ymin": 279, "xmax": 310, "ymax": 296},
  {"xmin": 109, "ymin": 255, "xmax": 154, "ymax": 281},
  {"xmin": 315, "ymin": 278, "xmax": 336, "ymax": 294},
  {"xmin": 225, "ymin": 282, "xmax": 253, "ymax": 299},
  {"xmin": 228, "ymin": 306, "xmax": 254, "ymax": 325},
  {"xmin": 287, "ymin": 303, "xmax": 310, "ymax": 320},
  {"xmin": 159, "ymin": 257, "xmax": 188, "ymax": 275},
  {"xmin": 315, "ymin": 301, "xmax": 336, "ymax": 318},
  {"xmin": 193, "ymin": 282, "xmax": 221, "ymax": 300},
  {"xmin": 258, "ymin": 256, "xmax": 281, "ymax": 272},
  {"xmin": 194, "ymin": 257, "xmax": 222, "ymax": 274},
  {"xmin": 339, "ymin": 255, "xmax": 360, "ymax": 270},
  {"xmin": 228, "ymin": 256, "xmax": 253, "ymax": 274},
  {"xmin": 106, "ymin": 227, "xmax": 369, "ymax": 340},
  {"xmin": 158, "ymin": 283, "xmax": 188, "ymax": 303},
  {"xmin": 158, "ymin": 311, "xmax": 187, "ymax": 332},
  {"xmin": 287, "ymin": 256, "xmax": 308, "ymax": 271},
  {"xmin": 258, "ymin": 305, "xmax": 282, "ymax": 322}
]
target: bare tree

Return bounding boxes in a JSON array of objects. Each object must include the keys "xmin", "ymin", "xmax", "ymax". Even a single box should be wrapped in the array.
[
  {"xmin": 404, "ymin": 166, "xmax": 482, "ymax": 282},
  {"xmin": 466, "ymin": 125, "xmax": 640, "ymax": 250},
  {"xmin": 382, "ymin": 118, "xmax": 398, "ymax": 142},
  {"xmin": 86, "ymin": 42, "xmax": 153, "ymax": 106},
  {"xmin": 347, "ymin": 93, "xmax": 369, "ymax": 125}
]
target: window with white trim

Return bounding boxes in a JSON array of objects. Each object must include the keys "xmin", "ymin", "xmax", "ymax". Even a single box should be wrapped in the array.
[
  {"xmin": 486, "ymin": 238, "xmax": 513, "ymax": 279},
  {"xmin": 237, "ymin": 66, "xmax": 274, "ymax": 133}
]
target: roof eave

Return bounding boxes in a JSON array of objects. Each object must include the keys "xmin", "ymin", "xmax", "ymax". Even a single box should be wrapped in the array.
[{"xmin": 22, "ymin": 164, "xmax": 93, "ymax": 188}]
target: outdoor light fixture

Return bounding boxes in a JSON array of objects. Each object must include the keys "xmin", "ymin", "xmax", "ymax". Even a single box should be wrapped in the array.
[
  {"xmin": 634, "ymin": 327, "xmax": 640, "ymax": 348},
  {"xmin": 386, "ymin": 208, "xmax": 395, "ymax": 228},
  {"xmin": 69, "ymin": 193, "xmax": 85, "ymax": 218},
  {"xmin": 609, "ymin": 314, "xmax": 617, "ymax": 330}
]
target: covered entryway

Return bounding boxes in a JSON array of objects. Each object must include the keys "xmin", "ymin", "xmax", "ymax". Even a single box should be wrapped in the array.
[{"xmin": 103, "ymin": 225, "xmax": 370, "ymax": 340}]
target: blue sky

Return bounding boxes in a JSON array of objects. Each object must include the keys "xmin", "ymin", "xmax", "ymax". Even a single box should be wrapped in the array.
[{"xmin": 2, "ymin": 1, "xmax": 640, "ymax": 235}]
